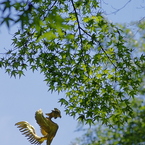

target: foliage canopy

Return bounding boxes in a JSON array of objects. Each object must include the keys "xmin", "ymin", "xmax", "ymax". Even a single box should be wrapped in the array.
[
  {"xmin": 71, "ymin": 98, "xmax": 145, "ymax": 145},
  {"xmin": 0, "ymin": 0, "xmax": 144, "ymax": 126}
]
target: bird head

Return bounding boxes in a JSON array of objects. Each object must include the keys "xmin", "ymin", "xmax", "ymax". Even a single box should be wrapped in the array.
[{"xmin": 46, "ymin": 108, "xmax": 61, "ymax": 119}]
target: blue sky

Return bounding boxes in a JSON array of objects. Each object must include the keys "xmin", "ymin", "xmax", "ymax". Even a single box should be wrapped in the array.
[{"xmin": 0, "ymin": 1, "xmax": 145, "ymax": 145}]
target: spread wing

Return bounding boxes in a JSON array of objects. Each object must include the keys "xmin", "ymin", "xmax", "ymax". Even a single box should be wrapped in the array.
[{"xmin": 15, "ymin": 121, "xmax": 47, "ymax": 145}]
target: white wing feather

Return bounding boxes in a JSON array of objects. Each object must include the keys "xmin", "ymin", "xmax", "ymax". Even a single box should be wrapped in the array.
[{"xmin": 15, "ymin": 121, "xmax": 46, "ymax": 145}]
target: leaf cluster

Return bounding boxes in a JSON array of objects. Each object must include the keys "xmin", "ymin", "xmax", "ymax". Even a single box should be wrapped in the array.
[
  {"xmin": 0, "ymin": 0, "xmax": 144, "ymax": 126},
  {"xmin": 71, "ymin": 98, "xmax": 145, "ymax": 145}
]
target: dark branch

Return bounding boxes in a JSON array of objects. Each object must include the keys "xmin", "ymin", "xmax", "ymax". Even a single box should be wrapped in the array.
[
  {"xmin": 43, "ymin": 0, "xmax": 58, "ymax": 20},
  {"xmin": 49, "ymin": 0, "xmax": 58, "ymax": 10},
  {"xmin": 70, "ymin": 0, "xmax": 83, "ymax": 49},
  {"xmin": 70, "ymin": 0, "xmax": 116, "ymax": 68}
]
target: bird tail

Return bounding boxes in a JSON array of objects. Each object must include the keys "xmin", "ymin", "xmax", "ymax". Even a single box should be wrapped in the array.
[{"xmin": 15, "ymin": 121, "xmax": 47, "ymax": 145}]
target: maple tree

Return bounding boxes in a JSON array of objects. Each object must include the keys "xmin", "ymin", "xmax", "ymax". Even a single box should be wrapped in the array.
[{"xmin": 0, "ymin": 0, "xmax": 144, "ymax": 127}]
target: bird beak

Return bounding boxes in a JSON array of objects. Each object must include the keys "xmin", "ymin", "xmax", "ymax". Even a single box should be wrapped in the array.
[{"xmin": 45, "ymin": 113, "xmax": 49, "ymax": 116}]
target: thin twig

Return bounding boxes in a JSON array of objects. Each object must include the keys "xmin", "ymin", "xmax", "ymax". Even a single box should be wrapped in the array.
[
  {"xmin": 49, "ymin": 0, "xmax": 58, "ymax": 10},
  {"xmin": 43, "ymin": 0, "xmax": 58, "ymax": 20},
  {"xmin": 108, "ymin": 0, "xmax": 132, "ymax": 15}
]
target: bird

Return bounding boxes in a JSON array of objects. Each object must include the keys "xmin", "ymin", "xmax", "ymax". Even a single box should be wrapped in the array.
[{"xmin": 15, "ymin": 108, "xmax": 61, "ymax": 145}]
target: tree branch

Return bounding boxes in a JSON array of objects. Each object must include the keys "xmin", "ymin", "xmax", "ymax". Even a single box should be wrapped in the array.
[
  {"xmin": 70, "ymin": 0, "xmax": 83, "ymax": 49},
  {"xmin": 70, "ymin": 0, "xmax": 116, "ymax": 68}
]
